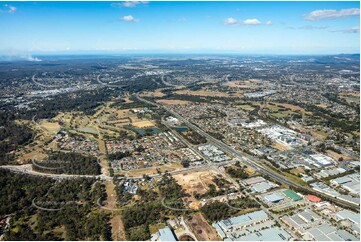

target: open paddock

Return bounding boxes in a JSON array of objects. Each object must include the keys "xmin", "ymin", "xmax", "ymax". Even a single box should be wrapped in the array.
[
  {"xmin": 132, "ymin": 120, "xmax": 155, "ymax": 128},
  {"xmin": 39, "ymin": 120, "xmax": 61, "ymax": 133},
  {"xmin": 157, "ymin": 99, "xmax": 192, "ymax": 105},
  {"xmin": 140, "ymin": 88, "xmax": 167, "ymax": 98}
]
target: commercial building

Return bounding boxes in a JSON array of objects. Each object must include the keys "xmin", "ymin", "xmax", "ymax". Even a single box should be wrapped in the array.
[
  {"xmin": 315, "ymin": 167, "xmax": 346, "ymax": 178},
  {"xmin": 216, "ymin": 210, "xmax": 268, "ymax": 231},
  {"xmin": 212, "ymin": 210, "xmax": 293, "ymax": 241},
  {"xmin": 263, "ymin": 193, "xmax": 285, "ymax": 203},
  {"xmin": 309, "ymin": 154, "xmax": 335, "ymax": 167},
  {"xmin": 251, "ymin": 182, "xmax": 276, "ymax": 193},
  {"xmin": 282, "ymin": 189, "xmax": 303, "ymax": 201},
  {"xmin": 236, "ymin": 227, "xmax": 292, "ymax": 241},
  {"xmin": 281, "ymin": 209, "xmax": 321, "ymax": 233},
  {"xmin": 336, "ymin": 210, "xmax": 360, "ymax": 235},
  {"xmin": 306, "ymin": 224, "xmax": 358, "ymax": 241},
  {"xmin": 158, "ymin": 226, "xmax": 177, "ymax": 241},
  {"xmin": 331, "ymin": 173, "xmax": 360, "ymax": 195},
  {"xmin": 310, "ymin": 182, "xmax": 360, "ymax": 206},
  {"xmin": 241, "ymin": 176, "xmax": 266, "ymax": 186},
  {"xmin": 307, "ymin": 195, "xmax": 321, "ymax": 203}
]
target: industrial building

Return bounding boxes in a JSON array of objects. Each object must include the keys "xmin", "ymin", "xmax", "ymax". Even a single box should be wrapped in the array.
[
  {"xmin": 212, "ymin": 210, "xmax": 293, "ymax": 241},
  {"xmin": 307, "ymin": 195, "xmax": 321, "ymax": 203},
  {"xmin": 282, "ymin": 189, "xmax": 303, "ymax": 201},
  {"xmin": 331, "ymin": 173, "xmax": 360, "ymax": 195},
  {"xmin": 309, "ymin": 153, "xmax": 335, "ymax": 167},
  {"xmin": 336, "ymin": 209, "xmax": 360, "ymax": 235},
  {"xmin": 263, "ymin": 193, "xmax": 285, "ymax": 203},
  {"xmin": 251, "ymin": 181, "xmax": 276, "ymax": 193},
  {"xmin": 215, "ymin": 210, "xmax": 268, "ymax": 231},
  {"xmin": 236, "ymin": 227, "xmax": 292, "ymax": 241},
  {"xmin": 241, "ymin": 176, "xmax": 266, "ymax": 186},
  {"xmin": 281, "ymin": 209, "xmax": 322, "ymax": 235},
  {"xmin": 306, "ymin": 224, "xmax": 358, "ymax": 241},
  {"xmin": 158, "ymin": 226, "xmax": 177, "ymax": 241}
]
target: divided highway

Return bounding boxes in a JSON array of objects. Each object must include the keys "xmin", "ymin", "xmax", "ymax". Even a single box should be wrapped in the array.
[{"xmin": 135, "ymin": 93, "xmax": 360, "ymax": 211}]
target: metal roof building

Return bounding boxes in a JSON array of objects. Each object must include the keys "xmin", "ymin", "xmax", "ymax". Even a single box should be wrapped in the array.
[
  {"xmin": 217, "ymin": 210, "xmax": 268, "ymax": 231},
  {"xmin": 242, "ymin": 176, "xmax": 266, "ymax": 186},
  {"xmin": 158, "ymin": 226, "xmax": 177, "ymax": 241},
  {"xmin": 282, "ymin": 189, "xmax": 303, "ymax": 201},
  {"xmin": 263, "ymin": 193, "xmax": 285, "ymax": 203},
  {"xmin": 306, "ymin": 224, "xmax": 358, "ymax": 241},
  {"xmin": 212, "ymin": 222, "xmax": 226, "ymax": 239},
  {"xmin": 236, "ymin": 227, "xmax": 292, "ymax": 241},
  {"xmin": 251, "ymin": 182, "xmax": 273, "ymax": 193},
  {"xmin": 336, "ymin": 210, "xmax": 360, "ymax": 225}
]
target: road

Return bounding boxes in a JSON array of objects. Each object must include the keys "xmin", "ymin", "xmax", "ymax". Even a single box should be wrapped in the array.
[
  {"xmin": 0, "ymin": 164, "xmax": 112, "ymax": 181},
  {"xmin": 160, "ymin": 75, "xmax": 178, "ymax": 87},
  {"xmin": 32, "ymin": 74, "xmax": 61, "ymax": 88},
  {"xmin": 135, "ymin": 93, "xmax": 359, "ymax": 211},
  {"xmin": 96, "ymin": 74, "xmax": 125, "ymax": 88}
]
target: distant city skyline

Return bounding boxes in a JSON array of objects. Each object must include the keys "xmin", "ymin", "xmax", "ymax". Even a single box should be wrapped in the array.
[{"xmin": 0, "ymin": 1, "xmax": 360, "ymax": 56}]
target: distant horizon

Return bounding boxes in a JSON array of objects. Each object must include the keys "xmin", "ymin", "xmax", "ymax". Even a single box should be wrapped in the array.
[
  {"xmin": 1, "ymin": 1, "xmax": 360, "ymax": 57},
  {"xmin": 1, "ymin": 50, "xmax": 360, "ymax": 59}
]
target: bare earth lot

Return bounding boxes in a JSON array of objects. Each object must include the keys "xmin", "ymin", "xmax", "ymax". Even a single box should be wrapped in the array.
[
  {"xmin": 173, "ymin": 170, "xmax": 218, "ymax": 195},
  {"xmin": 185, "ymin": 213, "xmax": 220, "ymax": 241},
  {"xmin": 157, "ymin": 99, "xmax": 192, "ymax": 105}
]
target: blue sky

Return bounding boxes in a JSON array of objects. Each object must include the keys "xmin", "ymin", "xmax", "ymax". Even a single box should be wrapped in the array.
[{"xmin": 0, "ymin": 1, "xmax": 360, "ymax": 55}]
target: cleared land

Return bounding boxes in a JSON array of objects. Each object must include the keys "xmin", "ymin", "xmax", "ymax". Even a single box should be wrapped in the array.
[
  {"xmin": 326, "ymin": 149, "xmax": 353, "ymax": 161},
  {"xmin": 132, "ymin": 120, "xmax": 155, "ymax": 128},
  {"xmin": 39, "ymin": 120, "xmax": 61, "ymax": 133},
  {"xmin": 18, "ymin": 151, "xmax": 47, "ymax": 162},
  {"xmin": 272, "ymin": 102, "xmax": 311, "ymax": 114},
  {"xmin": 140, "ymin": 88, "xmax": 167, "ymax": 98},
  {"xmin": 185, "ymin": 213, "xmax": 220, "ymax": 241},
  {"xmin": 104, "ymin": 181, "xmax": 126, "ymax": 241},
  {"xmin": 121, "ymin": 162, "xmax": 183, "ymax": 177},
  {"xmin": 173, "ymin": 170, "xmax": 218, "ymax": 195},
  {"xmin": 272, "ymin": 143, "xmax": 291, "ymax": 151},
  {"xmin": 116, "ymin": 109, "xmax": 132, "ymax": 119},
  {"xmin": 223, "ymin": 79, "xmax": 264, "ymax": 89},
  {"xmin": 157, "ymin": 99, "xmax": 192, "ymax": 105},
  {"xmin": 174, "ymin": 88, "xmax": 233, "ymax": 97}
]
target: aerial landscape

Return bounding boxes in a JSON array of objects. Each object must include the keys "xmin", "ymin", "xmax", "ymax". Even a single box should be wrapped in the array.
[{"xmin": 0, "ymin": 1, "xmax": 360, "ymax": 241}]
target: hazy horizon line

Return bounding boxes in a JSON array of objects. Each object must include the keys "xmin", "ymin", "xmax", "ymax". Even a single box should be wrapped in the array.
[{"xmin": 1, "ymin": 51, "xmax": 360, "ymax": 57}]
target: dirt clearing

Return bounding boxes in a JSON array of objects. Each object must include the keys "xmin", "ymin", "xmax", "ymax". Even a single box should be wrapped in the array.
[
  {"xmin": 173, "ymin": 170, "xmax": 217, "ymax": 195},
  {"xmin": 132, "ymin": 120, "xmax": 155, "ymax": 128},
  {"xmin": 157, "ymin": 99, "xmax": 192, "ymax": 105},
  {"xmin": 185, "ymin": 213, "xmax": 220, "ymax": 241}
]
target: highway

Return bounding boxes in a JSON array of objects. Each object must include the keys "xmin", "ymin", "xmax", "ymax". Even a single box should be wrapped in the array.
[
  {"xmin": 32, "ymin": 74, "xmax": 61, "ymax": 88},
  {"xmin": 135, "ymin": 93, "xmax": 360, "ymax": 211},
  {"xmin": 96, "ymin": 74, "xmax": 125, "ymax": 88}
]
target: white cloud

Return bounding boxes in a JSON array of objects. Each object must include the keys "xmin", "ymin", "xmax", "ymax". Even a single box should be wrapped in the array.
[
  {"xmin": 0, "ymin": 4, "xmax": 17, "ymax": 14},
  {"xmin": 304, "ymin": 8, "xmax": 360, "ymax": 21},
  {"xmin": 331, "ymin": 26, "xmax": 360, "ymax": 34},
  {"xmin": 242, "ymin": 18, "xmax": 261, "ymax": 25},
  {"xmin": 266, "ymin": 20, "xmax": 272, "ymax": 25},
  {"xmin": 224, "ymin": 17, "xmax": 265, "ymax": 26},
  {"xmin": 8, "ymin": 5, "xmax": 16, "ymax": 13},
  {"xmin": 121, "ymin": 15, "xmax": 140, "ymax": 22},
  {"xmin": 224, "ymin": 17, "xmax": 239, "ymax": 26},
  {"xmin": 112, "ymin": 1, "xmax": 148, "ymax": 8}
]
